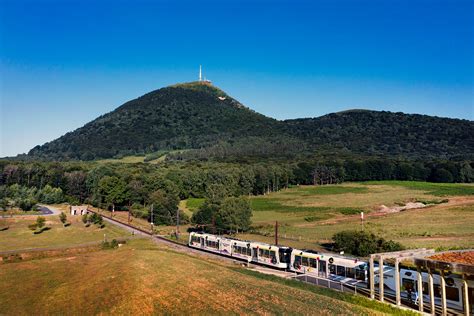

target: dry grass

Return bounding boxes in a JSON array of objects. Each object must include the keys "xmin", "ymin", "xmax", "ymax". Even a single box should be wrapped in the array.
[
  {"xmin": 0, "ymin": 238, "xmax": 404, "ymax": 315},
  {"xmin": 0, "ymin": 211, "xmax": 129, "ymax": 252}
]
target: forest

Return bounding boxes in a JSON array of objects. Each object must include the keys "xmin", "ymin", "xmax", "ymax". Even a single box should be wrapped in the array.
[{"xmin": 1, "ymin": 157, "xmax": 473, "ymax": 232}]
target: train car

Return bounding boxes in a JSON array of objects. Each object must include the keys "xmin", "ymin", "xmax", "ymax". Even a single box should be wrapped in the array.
[
  {"xmin": 290, "ymin": 248, "xmax": 367, "ymax": 283},
  {"xmin": 229, "ymin": 239, "xmax": 253, "ymax": 262},
  {"xmin": 248, "ymin": 241, "xmax": 291, "ymax": 269},
  {"xmin": 189, "ymin": 232, "xmax": 291, "ymax": 269},
  {"xmin": 188, "ymin": 232, "xmax": 232, "ymax": 256},
  {"xmin": 375, "ymin": 266, "xmax": 473, "ymax": 311}
]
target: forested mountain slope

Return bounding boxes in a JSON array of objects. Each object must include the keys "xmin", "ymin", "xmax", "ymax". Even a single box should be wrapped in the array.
[
  {"xmin": 284, "ymin": 110, "xmax": 474, "ymax": 160},
  {"xmin": 25, "ymin": 82, "xmax": 474, "ymax": 161},
  {"xmin": 28, "ymin": 83, "xmax": 282, "ymax": 160}
]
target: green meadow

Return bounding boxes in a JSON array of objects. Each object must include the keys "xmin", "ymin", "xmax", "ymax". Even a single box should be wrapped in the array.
[{"xmin": 185, "ymin": 181, "xmax": 474, "ymax": 251}]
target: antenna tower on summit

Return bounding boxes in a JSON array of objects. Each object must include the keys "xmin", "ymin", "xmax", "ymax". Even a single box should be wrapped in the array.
[{"xmin": 198, "ymin": 65, "xmax": 212, "ymax": 85}]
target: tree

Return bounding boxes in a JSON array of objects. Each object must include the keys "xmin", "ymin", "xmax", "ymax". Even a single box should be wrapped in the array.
[
  {"xmin": 215, "ymin": 197, "xmax": 252, "ymax": 233},
  {"xmin": 431, "ymin": 168, "xmax": 454, "ymax": 183},
  {"xmin": 192, "ymin": 199, "xmax": 219, "ymax": 228},
  {"xmin": 38, "ymin": 184, "xmax": 64, "ymax": 204},
  {"xmin": 59, "ymin": 212, "xmax": 67, "ymax": 226},
  {"xmin": 148, "ymin": 189, "xmax": 179, "ymax": 225},
  {"xmin": 36, "ymin": 216, "xmax": 46, "ymax": 230},
  {"xmin": 333, "ymin": 230, "xmax": 403, "ymax": 257},
  {"xmin": 459, "ymin": 162, "xmax": 474, "ymax": 183},
  {"xmin": 192, "ymin": 196, "xmax": 252, "ymax": 233},
  {"xmin": 18, "ymin": 198, "xmax": 37, "ymax": 211},
  {"xmin": 98, "ymin": 176, "xmax": 128, "ymax": 209}
]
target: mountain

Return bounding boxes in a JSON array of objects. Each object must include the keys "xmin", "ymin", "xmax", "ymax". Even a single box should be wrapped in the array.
[
  {"xmin": 28, "ymin": 82, "xmax": 282, "ymax": 160},
  {"xmin": 26, "ymin": 82, "xmax": 474, "ymax": 161}
]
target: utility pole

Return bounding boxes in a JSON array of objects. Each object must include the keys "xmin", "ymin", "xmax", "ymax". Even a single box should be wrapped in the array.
[
  {"xmin": 128, "ymin": 202, "xmax": 131, "ymax": 224},
  {"xmin": 150, "ymin": 204, "xmax": 154, "ymax": 235},
  {"xmin": 176, "ymin": 209, "xmax": 180, "ymax": 238},
  {"xmin": 212, "ymin": 215, "xmax": 216, "ymax": 234},
  {"xmin": 361, "ymin": 212, "xmax": 364, "ymax": 232},
  {"xmin": 275, "ymin": 221, "xmax": 278, "ymax": 245}
]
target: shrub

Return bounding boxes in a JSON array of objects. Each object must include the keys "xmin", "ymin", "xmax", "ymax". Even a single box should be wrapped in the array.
[
  {"xmin": 82, "ymin": 213, "xmax": 89, "ymax": 224},
  {"xmin": 36, "ymin": 216, "xmax": 46, "ymax": 229},
  {"xmin": 333, "ymin": 230, "xmax": 403, "ymax": 257},
  {"xmin": 59, "ymin": 212, "xmax": 67, "ymax": 226},
  {"xmin": 18, "ymin": 198, "xmax": 37, "ymax": 211},
  {"xmin": 28, "ymin": 223, "xmax": 38, "ymax": 231}
]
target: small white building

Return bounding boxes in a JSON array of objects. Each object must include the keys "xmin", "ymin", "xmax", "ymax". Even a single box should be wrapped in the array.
[{"xmin": 70, "ymin": 205, "xmax": 88, "ymax": 216}]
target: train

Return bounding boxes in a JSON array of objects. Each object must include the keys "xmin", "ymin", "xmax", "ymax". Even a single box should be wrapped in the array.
[{"xmin": 188, "ymin": 232, "xmax": 473, "ymax": 312}]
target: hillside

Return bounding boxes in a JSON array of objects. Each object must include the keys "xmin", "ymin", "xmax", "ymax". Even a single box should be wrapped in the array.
[
  {"xmin": 25, "ymin": 82, "xmax": 474, "ymax": 161},
  {"xmin": 28, "ymin": 82, "xmax": 282, "ymax": 160},
  {"xmin": 284, "ymin": 110, "xmax": 474, "ymax": 160}
]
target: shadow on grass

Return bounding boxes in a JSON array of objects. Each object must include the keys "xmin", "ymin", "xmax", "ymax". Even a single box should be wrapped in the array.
[
  {"xmin": 0, "ymin": 226, "xmax": 9, "ymax": 231},
  {"xmin": 64, "ymin": 223, "xmax": 71, "ymax": 227},
  {"xmin": 33, "ymin": 227, "xmax": 51, "ymax": 234}
]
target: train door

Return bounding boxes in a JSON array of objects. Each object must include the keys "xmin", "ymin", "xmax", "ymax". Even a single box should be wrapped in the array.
[
  {"xmin": 319, "ymin": 260, "xmax": 326, "ymax": 277},
  {"xmin": 200, "ymin": 237, "xmax": 204, "ymax": 247},
  {"xmin": 252, "ymin": 248, "xmax": 258, "ymax": 262}
]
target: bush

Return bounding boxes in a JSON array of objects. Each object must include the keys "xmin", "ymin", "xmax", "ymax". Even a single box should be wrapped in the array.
[
  {"xmin": 59, "ymin": 212, "xmax": 67, "ymax": 225},
  {"xmin": 36, "ymin": 216, "xmax": 46, "ymax": 229},
  {"xmin": 102, "ymin": 239, "xmax": 120, "ymax": 249},
  {"xmin": 28, "ymin": 223, "xmax": 38, "ymax": 231},
  {"xmin": 18, "ymin": 198, "xmax": 37, "ymax": 211},
  {"xmin": 82, "ymin": 213, "xmax": 89, "ymax": 224},
  {"xmin": 333, "ymin": 230, "xmax": 404, "ymax": 257}
]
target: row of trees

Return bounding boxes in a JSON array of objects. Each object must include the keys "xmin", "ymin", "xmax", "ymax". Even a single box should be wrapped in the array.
[
  {"xmin": 0, "ymin": 184, "xmax": 64, "ymax": 211},
  {"xmin": 0, "ymin": 158, "xmax": 472, "ymax": 228},
  {"xmin": 191, "ymin": 184, "xmax": 252, "ymax": 233}
]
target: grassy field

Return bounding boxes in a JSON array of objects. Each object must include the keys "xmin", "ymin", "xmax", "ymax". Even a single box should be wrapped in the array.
[
  {"xmin": 0, "ymin": 238, "xmax": 412, "ymax": 315},
  {"xmin": 238, "ymin": 182, "xmax": 474, "ymax": 250},
  {"xmin": 0, "ymin": 207, "xmax": 130, "ymax": 251},
  {"xmin": 182, "ymin": 181, "xmax": 474, "ymax": 251}
]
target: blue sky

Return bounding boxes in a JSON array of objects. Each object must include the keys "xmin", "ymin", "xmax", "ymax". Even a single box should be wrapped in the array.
[{"xmin": 1, "ymin": 0, "xmax": 473, "ymax": 157}]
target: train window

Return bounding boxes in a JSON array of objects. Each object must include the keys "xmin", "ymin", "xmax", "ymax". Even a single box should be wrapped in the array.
[
  {"xmin": 294, "ymin": 255, "xmax": 302, "ymax": 267},
  {"xmin": 207, "ymin": 240, "xmax": 218, "ymax": 249},
  {"xmin": 336, "ymin": 265, "xmax": 345, "ymax": 276},
  {"xmin": 259, "ymin": 249, "xmax": 264, "ymax": 257},
  {"xmin": 329, "ymin": 264, "xmax": 336, "ymax": 274},
  {"xmin": 247, "ymin": 247, "xmax": 251, "ymax": 256},
  {"xmin": 355, "ymin": 269, "xmax": 365, "ymax": 281},
  {"xmin": 270, "ymin": 251, "xmax": 276, "ymax": 260},
  {"xmin": 309, "ymin": 258, "xmax": 317, "ymax": 268},
  {"xmin": 446, "ymin": 286, "xmax": 459, "ymax": 301},
  {"xmin": 264, "ymin": 250, "xmax": 270, "ymax": 258},
  {"xmin": 402, "ymin": 278, "xmax": 415, "ymax": 291},
  {"xmin": 346, "ymin": 268, "xmax": 355, "ymax": 278},
  {"xmin": 302, "ymin": 257, "xmax": 309, "ymax": 267}
]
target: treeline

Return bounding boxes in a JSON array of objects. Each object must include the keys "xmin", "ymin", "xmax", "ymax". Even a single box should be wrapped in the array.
[
  {"xmin": 0, "ymin": 184, "xmax": 65, "ymax": 211},
  {"xmin": 1, "ymin": 158, "xmax": 472, "ymax": 221}
]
